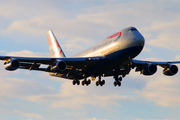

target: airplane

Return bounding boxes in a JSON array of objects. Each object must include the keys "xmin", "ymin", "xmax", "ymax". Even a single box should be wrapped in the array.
[{"xmin": 0, "ymin": 27, "xmax": 179, "ymax": 87}]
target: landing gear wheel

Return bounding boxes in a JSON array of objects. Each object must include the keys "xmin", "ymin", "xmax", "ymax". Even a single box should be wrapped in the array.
[
  {"xmin": 82, "ymin": 79, "xmax": 91, "ymax": 86},
  {"xmin": 100, "ymin": 82, "xmax": 103, "ymax": 86},
  {"xmin": 114, "ymin": 81, "xmax": 117, "ymax": 86},
  {"xmin": 99, "ymin": 80, "xmax": 105, "ymax": 86},
  {"xmin": 82, "ymin": 81, "xmax": 85, "ymax": 86},
  {"xmin": 86, "ymin": 81, "xmax": 89, "ymax": 86},
  {"xmin": 118, "ymin": 77, "xmax": 122, "ymax": 81},
  {"xmin": 88, "ymin": 79, "xmax": 91, "ymax": 85},
  {"xmin": 96, "ymin": 81, "xmax": 99, "ymax": 86},
  {"xmin": 72, "ymin": 80, "xmax": 80, "ymax": 85},
  {"xmin": 102, "ymin": 80, "xmax": 105, "ymax": 85},
  {"xmin": 73, "ymin": 80, "xmax": 76, "ymax": 85},
  {"xmin": 117, "ymin": 81, "xmax": 121, "ymax": 86},
  {"xmin": 77, "ymin": 80, "xmax": 80, "ymax": 85}
]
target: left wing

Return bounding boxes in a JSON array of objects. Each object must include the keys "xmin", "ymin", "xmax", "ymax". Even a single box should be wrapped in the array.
[{"xmin": 132, "ymin": 59, "xmax": 180, "ymax": 76}]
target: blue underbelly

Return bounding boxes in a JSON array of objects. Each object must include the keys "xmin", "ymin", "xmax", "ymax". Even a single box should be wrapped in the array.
[{"xmin": 105, "ymin": 46, "xmax": 143, "ymax": 61}]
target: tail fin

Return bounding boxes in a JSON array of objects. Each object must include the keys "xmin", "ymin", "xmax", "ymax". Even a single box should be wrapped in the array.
[{"xmin": 47, "ymin": 30, "xmax": 66, "ymax": 58}]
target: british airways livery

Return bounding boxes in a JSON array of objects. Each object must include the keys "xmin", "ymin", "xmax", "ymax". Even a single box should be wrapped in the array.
[{"xmin": 0, "ymin": 27, "xmax": 179, "ymax": 87}]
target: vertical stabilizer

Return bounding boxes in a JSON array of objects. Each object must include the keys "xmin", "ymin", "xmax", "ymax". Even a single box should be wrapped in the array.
[{"xmin": 47, "ymin": 30, "xmax": 66, "ymax": 58}]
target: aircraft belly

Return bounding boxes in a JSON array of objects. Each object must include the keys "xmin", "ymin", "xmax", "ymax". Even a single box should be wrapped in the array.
[
  {"xmin": 105, "ymin": 46, "xmax": 143, "ymax": 61},
  {"xmin": 79, "ymin": 46, "xmax": 143, "ymax": 78}
]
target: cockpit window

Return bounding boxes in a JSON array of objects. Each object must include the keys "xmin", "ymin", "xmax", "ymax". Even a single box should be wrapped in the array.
[
  {"xmin": 128, "ymin": 28, "xmax": 137, "ymax": 31},
  {"xmin": 131, "ymin": 28, "xmax": 137, "ymax": 31}
]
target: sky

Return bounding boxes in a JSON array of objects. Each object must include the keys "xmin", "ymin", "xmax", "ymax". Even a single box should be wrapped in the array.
[{"xmin": 0, "ymin": 0, "xmax": 180, "ymax": 120}]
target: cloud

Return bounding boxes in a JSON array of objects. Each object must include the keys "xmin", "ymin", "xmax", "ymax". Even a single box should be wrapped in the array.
[
  {"xmin": 174, "ymin": 55, "xmax": 180, "ymax": 60},
  {"xmin": 135, "ymin": 65, "xmax": 180, "ymax": 107},
  {"xmin": 143, "ymin": 19, "xmax": 180, "ymax": 50},
  {"xmin": 2, "ymin": 15, "xmax": 108, "ymax": 54},
  {"xmin": 0, "ymin": 51, "xmax": 57, "ymax": 103},
  {"xmin": 62, "ymin": 38, "xmax": 95, "ymax": 53},
  {"xmin": 86, "ymin": 118, "xmax": 108, "ymax": 120},
  {"xmin": 14, "ymin": 110, "xmax": 43, "ymax": 119},
  {"xmin": 24, "ymin": 81, "xmax": 134, "ymax": 109},
  {"xmin": 149, "ymin": 21, "xmax": 180, "ymax": 33},
  {"xmin": 0, "ymin": 108, "xmax": 43, "ymax": 119},
  {"xmin": 146, "ymin": 20, "xmax": 180, "ymax": 51},
  {"xmin": 2, "ymin": 0, "xmax": 180, "ymax": 55},
  {"xmin": 3, "ymin": 1, "xmax": 178, "ymax": 37},
  {"xmin": 0, "ymin": 0, "xmax": 62, "ymax": 20},
  {"xmin": 135, "ymin": 119, "xmax": 174, "ymax": 120},
  {"xmin": 147, "ymin": 33, "xmax": 180, "ymax": 50},
  {"xmin": 6, "ymin": 50, "xmax": 49, "ymax": 57},
  {"xmin": 0, "ymin": 77, "xmax": 56, "ymax": 100}
]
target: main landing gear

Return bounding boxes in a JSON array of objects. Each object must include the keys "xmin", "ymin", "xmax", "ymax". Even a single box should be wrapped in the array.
[
  {"xmin": 96, "ymin": 76, "xmax": 105, "ymax": 86},
  {"xmin": 113, "ymin": 76, "xmax": 122, "ymax": 87},
  {"xmin": 72, "ymin": 79, "xmax": 80, "ymax": 85},
  {"xmin": 82, "ymin": 78, "xmax": 91, "ymax": 86},
  {"xmin": 72, "ymin": 75, "xmax": 122, "ymax": 87},
  {"xmin": 72, "ymin": 78, "xmax": 91, "ymax": 86}
]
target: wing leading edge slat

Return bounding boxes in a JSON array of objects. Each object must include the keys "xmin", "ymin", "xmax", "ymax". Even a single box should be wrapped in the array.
[{"xmin": 133, "ymin": 59, "xmax": 180, "ymax": 67}]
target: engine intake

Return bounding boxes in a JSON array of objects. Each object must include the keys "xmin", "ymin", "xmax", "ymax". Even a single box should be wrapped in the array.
[
  {"xmin": 51, "ymin": 60, "xmax": 67, "ymax": 72},
  {"xmin": 163, "ymin": 64, "xmax": 178, "ymax": 76},
  {"xmin": 142, "ymin": 64, "xmax": 157, "ymax": 75},
  {"xmin": 5, "ymin": 59, "xmax": 20, "ymax": 71}
]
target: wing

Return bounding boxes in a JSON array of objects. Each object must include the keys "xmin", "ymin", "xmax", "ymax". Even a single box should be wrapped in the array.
[
  {"xmin": 132, "ymin": 59, "xmax": 180, "ymax": 76},
  {"xmin": 0, "ymin": 56, "xmax": 101, "ymax": 72}
]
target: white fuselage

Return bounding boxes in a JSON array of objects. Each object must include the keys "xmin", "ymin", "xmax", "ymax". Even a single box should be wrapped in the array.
[{"xmin": 72, "ymin": 27, "xmax": 145, "ymax": 60}]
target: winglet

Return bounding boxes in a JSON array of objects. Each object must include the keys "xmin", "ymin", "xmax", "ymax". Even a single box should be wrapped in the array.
[{"xmin": 47, "ymin": 30, "xmax": 66, "ymax": 58}]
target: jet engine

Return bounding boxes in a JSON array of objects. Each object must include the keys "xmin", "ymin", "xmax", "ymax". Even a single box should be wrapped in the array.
[
  {"xmin": 51, "ymin": 60, "xmax": 67, "ymax": 72},
  {"xmin": 163, "ymin": 64, "xmax": 178, "ymax": 76},
  {"xmin": 142, "ymin": 64, "xmax": 157, "ymax": 75},
  {"xmin": 5, "ymin": 59, "xmax": 20, "ymax": 71}
]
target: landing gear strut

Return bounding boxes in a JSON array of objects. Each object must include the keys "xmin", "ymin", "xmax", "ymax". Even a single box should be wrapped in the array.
[{"xmin": 96, "ymin": 76, "xmax": 105, "ymax": 86}]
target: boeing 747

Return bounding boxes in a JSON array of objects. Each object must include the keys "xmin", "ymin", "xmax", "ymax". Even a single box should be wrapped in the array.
[{"xmin": 0, "ymin": 27, "xmax": 179, "ymax": 87}]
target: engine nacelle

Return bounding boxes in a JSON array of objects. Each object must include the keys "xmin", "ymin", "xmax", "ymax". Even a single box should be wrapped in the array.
[
  {"xmin": 51, "ymin": 60, "xmax": 67, "ymax": 72},
  {"xmin": 163, "ymin": 64, "xmax": 178, "ymax": 76},
  {"xmin": 4, "ymin": 59, "xmax": 20, "ymax": 71},
  {"xmin": 142, "ymin": 64, "xmax": 157, "ymax": 75}
]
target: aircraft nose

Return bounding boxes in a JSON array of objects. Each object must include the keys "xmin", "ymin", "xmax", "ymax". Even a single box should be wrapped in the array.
[
  {"xmin": 136, "ymin": 32, "xmax": 145, "ymax": 47},
  {"xmin": 128, "ymin": 27, "xmax": 145, "ymax": 47}
]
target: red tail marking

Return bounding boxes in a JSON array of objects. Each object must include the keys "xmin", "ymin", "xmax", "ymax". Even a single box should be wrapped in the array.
[
  {"xmin": 47, "ymin": 34, "xmax": 52, "ymax": 46},
  {"xmin": 107, "ymin": 32, "xmax": 121, "ymax": 39},
  {"xmin": 60, "ymin": 50, "xmax": 62, "ymax": 55},
  {"xmin": 56, "ymin": 40, "xmax": 60, "ymax": 48}
]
